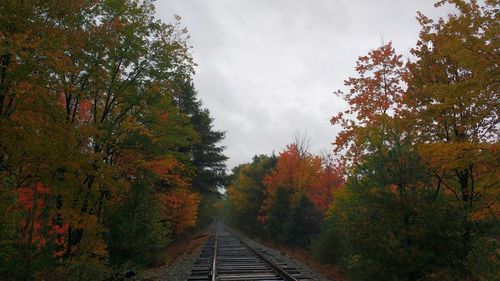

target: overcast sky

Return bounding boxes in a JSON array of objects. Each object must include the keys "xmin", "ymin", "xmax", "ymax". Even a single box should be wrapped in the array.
[{"xmin": 155, "ymin": 1, "xmax": 453, "ymax": 170}]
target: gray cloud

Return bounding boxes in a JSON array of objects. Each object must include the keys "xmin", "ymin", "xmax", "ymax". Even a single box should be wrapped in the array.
[{"xmin": 155, "ymin": 0, "xmax": 451, "ymax": 169}]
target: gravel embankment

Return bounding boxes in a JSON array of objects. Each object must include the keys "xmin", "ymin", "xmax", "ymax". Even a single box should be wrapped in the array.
[{"xmin": 142, "ymin": 245, "xmax": 204, "ymax": 281}]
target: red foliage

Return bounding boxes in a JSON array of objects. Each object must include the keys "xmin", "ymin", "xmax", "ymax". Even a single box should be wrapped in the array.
[
  {"xmin": 17, "ymin": 182, "xmax": 68, "ymax": 255},
  {"xmin": 310, "ymin": 163, "xmax": 344, "ymax": 212},
  {"xmin": 260, "ymin": 144, "xmax": 343, "ymax": 222},
  {"xmin": 77, "ymin": 99, "xmax": 92, "ymax": 121},
  {"xmin": 159, "ymin": 111, "xmax": 169, "ymax": 121},
  {"xmin": 331, "ymin": 42, "xmax": 405, "ymax": 162}
]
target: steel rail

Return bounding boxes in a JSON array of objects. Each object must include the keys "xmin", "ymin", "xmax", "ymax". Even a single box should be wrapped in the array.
[
  {"xmin": 228, "ymin": 229, "xmax": 300, "ymax": 281},
  {"xmin": 210, "ymin": 231, "xmax": 218, "ymax": 281}
]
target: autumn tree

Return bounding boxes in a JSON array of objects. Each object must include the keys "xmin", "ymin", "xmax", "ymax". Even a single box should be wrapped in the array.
[
  {"xmin": 321, "ymin": 1, "xmax": 499, "ymax": 279},
  {"xmin": 401, "ymin": 0, "xmax": 499, "ymax": 276},
  {"xmin": 161, "ymin": 188, "xmax": 201, "ymax": 235},
  {"xmin": 0, "ymin": 0, "xmax": 225, "ymax": 279},
  {"xmin": 49, "ymin": 0, "xmax": 199, "ymax": 270},
  {"xmin": 0, "ymin": 1, "xmax": 102, "ymax": 278},
  {"xmin": 315, "ymin": 122, "xmax": 474, "ymax": 280},
  {"xmin": 404, "ymin": 0, "xmax": 499, "ymax": 214},
  {"xmin": 331, "ymin": 42, "xmax": 405, "ymax": 166},
  {"xmin": 256, "ymin": 143, "xmax": 342, "ymax": 246},
  {"xmin": 260, "ymin": 143, "xmax": 342, "ymax": 218},
  {"xmin": 225, "ymin": 142, "xmax": 342, "ymax": 247}
]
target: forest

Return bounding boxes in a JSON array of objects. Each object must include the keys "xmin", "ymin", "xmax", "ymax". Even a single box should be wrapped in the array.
[
  {"xmin": 225, "ymin": 1, "xmax": 498, "ymax": 280},
  {"xmin": 0, "ymin": 0, "xmax": 498, "ymax": 281}
]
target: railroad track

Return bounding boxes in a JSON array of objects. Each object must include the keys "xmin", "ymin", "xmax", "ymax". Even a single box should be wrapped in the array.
[{"xmin": 188, "ymin": 223, "xmax": 310, "ymax": 281}]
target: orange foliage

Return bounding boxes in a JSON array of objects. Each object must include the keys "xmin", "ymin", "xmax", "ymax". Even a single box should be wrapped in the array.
[
  {"xmin": 114, "ymin": 149, "xmax": 143, "ymax": 177},
  {"xmin": 57, "ymin": 91, "xmax": 92, "ymax": 123},
  {"xmin": 344, "ymin": 42, "xmax": 404, "ymax": 122},
  {"xmin": 260, "ymin": 144, "xmax": 343, "ymax": 221},
  {"xmin": 265, "ymin": 145, "xmax": 340, "ymax": 195},
  {"xmin": 145, "ymin": 156, "xmax": 190, "ymax": 188},
  {"xmin": 160, "ymin": 189, "xmax": 200, "ymax": 235},
  {"xmin": 331, "ymin": 42, "xmax": 405, "ymax": 163}
]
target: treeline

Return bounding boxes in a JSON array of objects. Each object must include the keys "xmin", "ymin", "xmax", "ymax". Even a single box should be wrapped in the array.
[
  {"xmin": 225, "ymin": 143, "xmax": 343, "ymax": 247},
  {"xmin": 0, "ymin": 0, "xmax": 226, "ymax": 280},
  {"xmin": 226, "ymin": 1, "xmax": 499, "ymax": 280}
]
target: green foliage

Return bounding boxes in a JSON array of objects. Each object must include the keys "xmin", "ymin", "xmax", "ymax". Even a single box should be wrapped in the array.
[
  {"xmin": 196, "ymin": 192, "xmax": 222, "ymax": 229},
  {"xmin": 264, "ymin": 186, "xmax": 290, "ymax": 241},
  {"xmin": 314, "ymin": 122, "xmax": 496, "ymax": 280},
  {"xmin": 0, "ymin": 189, "xmax": 20, "ymax": 279},
  {"xmin": 466, "ymin": 237, "xmax": 500, "ymax": 281},
  {"xmin": 225, "ymin": 154, "xmax": 277, "ymax": 234},
  {"xmin": 314, "ymin": 122, "xmax": 466, "ymax": 280},
  {"xmin": 172, "ymin": 79, "xmax": 228, "ymax": 228},
  {"xmin": 261, "ymin": 186, "xmax": 322, "ymax": 247},
  {"xmin": 106, "ymin": 183, "xmax": 172, "ymax": 266},
  {"xmin": 177, "ymin": 81, "xmax": 228, "ymax": 194},
  {"xmin": 317, "ymin": 185, "xmax": 472, "ymax": 280},
  {"xmin": 282, "ymin": 193, "xmax": 322, "ymax": 247},
  {"xmin": 62, "ymin": 257, "xmax": 111, "ymax": 281}
]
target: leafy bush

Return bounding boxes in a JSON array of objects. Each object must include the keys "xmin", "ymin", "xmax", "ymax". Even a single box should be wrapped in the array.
[
  {"xmin": 0, "ymin": 189, "xmax": 21, "ymax": 279},
  {"xmin": 283, "ymin": 193, "xmax": 322, "ymax": 247},
  {"xmin": 106, "ymin": 183, "xmax": 172, "ymax": 266}
]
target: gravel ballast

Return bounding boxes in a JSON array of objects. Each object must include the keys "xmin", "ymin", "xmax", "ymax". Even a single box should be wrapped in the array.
[{"xmin": 143, "ymin": 245, "xmax": 204, "ymax": 281}]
